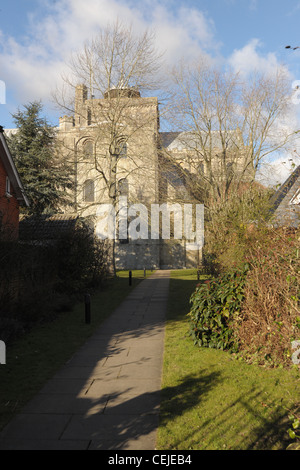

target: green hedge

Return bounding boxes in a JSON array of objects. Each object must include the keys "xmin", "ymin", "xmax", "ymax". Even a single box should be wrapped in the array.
[{"xmin": 188, "ymin": 265, "xmax": 249, "ymax": 352}]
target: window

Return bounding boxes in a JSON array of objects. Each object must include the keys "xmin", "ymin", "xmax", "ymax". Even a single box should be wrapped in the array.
[
  {"xmin": 117, "ymin": 142, "xmax": 127, "ymax": 159},
  {"xmin": 227, "ymin": 162, "xmax": 234, "ymax": 174},
  {"xmin": 168, "ymin": 170, "xmax": 181, "ymax": 185},
  {"xmin": 83, "ymin": 179, "xmax": 95, "ymax": 202},
  {"xmin": 198, "ymin": 162, "xmax": 204, "ymax": 174},
  {"xmin": 118, "ymin": 178, "xmax": 129, "ymax": 197},
  {"xmin": 83, "ymin": 140, "xmax": 94, "ymax": 159},
  {"xmin": 87, "ymin": 108, "xmax": 92, "ymax": 126},
  {"xmin": 5, "ymin": 176, "xmax": 11, "ymax": 196}
]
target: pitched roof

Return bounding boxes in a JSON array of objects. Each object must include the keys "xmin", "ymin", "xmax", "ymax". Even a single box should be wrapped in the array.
[
  {"xmin": 159, "ymin": 132, "xmax": 181, "ymax": 148},
  {"xmin": 0, "ymin": 125, "xmax": 30, "ymax": 207},
  {"xmin": 269, "ymin": 164, "xmax": 300, "ymax": 213},
  {"xmin": 160, "ymin": 130, "xmax": 242, "ymax": 151},
  {"xmin": 19, "ymin": 214, "xmax": 79, "ymax": 241}
]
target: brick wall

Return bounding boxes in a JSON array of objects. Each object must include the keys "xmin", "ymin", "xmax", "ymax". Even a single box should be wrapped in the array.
[{"xmin": 0, "ymin": 157, "xmax": 20, "ymax": 239}]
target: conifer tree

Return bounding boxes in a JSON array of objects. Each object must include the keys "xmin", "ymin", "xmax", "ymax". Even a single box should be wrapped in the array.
[{"xmin": 8, "ymin": 102, "xmax": 74, "ymax": 215}]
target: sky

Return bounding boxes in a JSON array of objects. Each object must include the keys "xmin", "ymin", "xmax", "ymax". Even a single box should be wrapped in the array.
[{"xmin": 1, "ymin": 0, "xmax": 300, "ymax": 185}]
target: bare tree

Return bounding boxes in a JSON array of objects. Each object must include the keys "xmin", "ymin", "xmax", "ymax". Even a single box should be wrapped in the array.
[
  {"xmin": 164, "ymin": 57, "xmax": 297, "ymax": 206},
  {"xmin": 53, "ymin": 21, "xmax": 165, "ymax": 272}
]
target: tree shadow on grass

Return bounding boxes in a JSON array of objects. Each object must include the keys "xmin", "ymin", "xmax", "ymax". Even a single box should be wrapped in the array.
[
  {"xmin": 159, "ymin": 370, "xmax": 222, "ymax": 419},
  {"xmin": 158, "ymin": 382, "xmax": 293, "ymax": 450},
  {"xmin": 206, "ymin": 387, "xmax": 293, "ymax": 450},
  {"xmin": 70, "ymin": 369, "xmax": 222, "ymax": 450}
]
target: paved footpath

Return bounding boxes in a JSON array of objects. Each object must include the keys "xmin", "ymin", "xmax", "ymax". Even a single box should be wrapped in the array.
[{"xmin": 0, "ymin": 270, "xmax": 170, "ymax": 450}]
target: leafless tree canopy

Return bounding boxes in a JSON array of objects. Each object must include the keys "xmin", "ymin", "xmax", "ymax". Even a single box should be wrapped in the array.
[
  {"xmin": 165, "ymin": 57, "xmax": 297, "ymax": 203},
  {"xmin": 53, "ymin": 22, "xmax": 298, "ymax": 224},
  {"xmin": 55, "ymin": 20, "xmax": 164, "ymax": 111}
]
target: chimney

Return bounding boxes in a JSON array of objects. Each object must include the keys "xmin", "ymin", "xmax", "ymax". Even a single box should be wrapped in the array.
[{"xmin": 75, "ymin": 84, "xmax": 88, "ymax": 127}]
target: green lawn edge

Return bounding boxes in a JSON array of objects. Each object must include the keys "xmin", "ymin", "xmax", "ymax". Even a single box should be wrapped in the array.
[
  {"xmin": 0, "ymin": 269, "xmax": 153, "ymax": 431},
  {"xmin": 157, "ymin": 269, "xmax": 300, "ymax": 450}
]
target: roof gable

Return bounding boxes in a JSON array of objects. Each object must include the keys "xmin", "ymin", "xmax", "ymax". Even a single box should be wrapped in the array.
[
  {"xmin": 290, "ymin": 188, "xmax": 300, "ymax": 205},
  {"xmin": 0, "ymin": 126, "xmax": 29, "ymax": 206},
  {"xmin": 269, "ymin": 165, "xmax": 300, "ymax": 213},
  {"xmin": 159, "ymin": 132, "xmax": 181, "ymax": 149}
]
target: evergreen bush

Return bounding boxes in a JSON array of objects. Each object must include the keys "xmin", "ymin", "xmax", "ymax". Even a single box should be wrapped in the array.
[{"xmin": 188, "ymin": 264, "xmax": 249, "ymax": 352}]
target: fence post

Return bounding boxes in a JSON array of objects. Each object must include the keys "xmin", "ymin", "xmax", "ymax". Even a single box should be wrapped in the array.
[
  {"xmin": 85, "ymin": 293, "xmax": 91, "ymax": 324},
  {"xmin": 0, "ymin": 340, "xmax": 6, "ymax": 364},
  {"xmin": 129, "ymin": 270, "xmax": 132, "ymax": 286}
]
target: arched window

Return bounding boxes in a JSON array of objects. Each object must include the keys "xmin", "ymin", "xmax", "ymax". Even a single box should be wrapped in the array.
[
  {"xmin": 227, "ymin": 162, "xmax": 234, "ymax": 176},
  {"xmin": 83, "ymin": 140, "xmax": 94, "ymax": 159},
  {"xmin": 117, "ymin": 142, "xmax": 127, "ymax": 159},
  {"xmin": 83, "ymin": 179, "xmax": 95, "ymax": 202},
  {"xmin": 87, "ymin": 108, "xmax": 92, "ymax": 126},
  {"xmin": 118, "ymin": 178, "xmax": 129, "ymax": 197}
]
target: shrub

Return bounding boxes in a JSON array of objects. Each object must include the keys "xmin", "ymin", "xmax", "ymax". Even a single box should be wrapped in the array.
[
  {"xmin": 189, "ymin": 227, "xmax": 300, "ymax": 367},
  {"xmin": 54, "ymin": 221, "xmax": 109, "ymax": 295},
  {"xmin": 188, "ymin": 264, "xmax": 249, "ymax": 352},
  {"xmin": 233, "ymin": 227, "xmax": 300, "ymax": 366},
  {"xmin": 0, "ymin": 221, "xmax": 110, "ymax": 343},
  {"xmin": 0, "ymin": 241, "xmax": 58, "ymax": 342}
]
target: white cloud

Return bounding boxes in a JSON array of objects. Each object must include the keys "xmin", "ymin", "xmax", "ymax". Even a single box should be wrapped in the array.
[
  {"xmin": 228, "ymin": 38, "xmax": 284, "ymax": 77},
  {"xmin": 0, "ymin": 0, "xmax": 219, "ymax": 112},
  {"xmin": 256, "ymin": 154, "xmax": 300, "ymax": 187}
]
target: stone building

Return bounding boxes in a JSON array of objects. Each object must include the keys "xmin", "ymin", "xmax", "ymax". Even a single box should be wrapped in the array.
[{"xmin": 56, "ymin": 84, "xmax": 252, "ymax": 270}]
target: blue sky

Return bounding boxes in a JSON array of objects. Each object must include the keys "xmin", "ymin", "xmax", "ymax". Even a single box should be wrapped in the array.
[{"xmin": 1, "ymin": 0, "xmax": 300, "ymax": 183}]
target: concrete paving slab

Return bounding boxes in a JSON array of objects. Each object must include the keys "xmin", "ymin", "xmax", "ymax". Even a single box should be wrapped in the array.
[
  {"xmin": 0, "ymin": 439, "xmax": 90, "ymax": 450},
  {"xmin": 104, "ymin": 392, "xmax": 161, "ymax": 415},
  {"xmin": 88, "ymin": 431, "xmax": 158, "ymax": 450},
  {"xmin": 0, "ymin": 270, "xmax": 170, "ymax": 450},
  {"xmin": 53, "ymin": 365, "xmax": 122, "ymax": 380},
  {"xmin": 39, "ymin": 378, "xmax": 92, "ymax": 395},
  {"xmin": 84, "ymin": 377, "xmax": 160, "ymax": 398},
  {"xmin": 118, "ymin": 364, "xmax": 163, "ymax": 380},
  {"xmin": 60, "ymin": 413, "xmax": 160, "ymax": 442},
  {"xmin": 0, "ymin": 413, "xmax": 71, "ymax": 440},
  {"xmin": 22, "ymin": 393, "xmax": 108, "ymax": 415}
]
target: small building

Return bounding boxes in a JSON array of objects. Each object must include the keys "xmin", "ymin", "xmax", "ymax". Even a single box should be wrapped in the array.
[
  {"xmin": 19, "ymin": 213, "xmax": 79, "ymax": 245},
  {"xmin": 269, "ymin": 165, "xmax": 300, "ymax": 228},
  {"xmin": 0, "ymin": 126, "xmax": 29, "ymax": 239}
]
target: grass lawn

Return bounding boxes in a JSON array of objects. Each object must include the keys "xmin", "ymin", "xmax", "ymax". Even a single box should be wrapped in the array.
[
  {"xmin": 0, "ymin": 269, "xmax": 152, "ymax": 431},
  {"xmin": 157, "ymin": 269, "xmax": 300, "ymax": 450}
]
